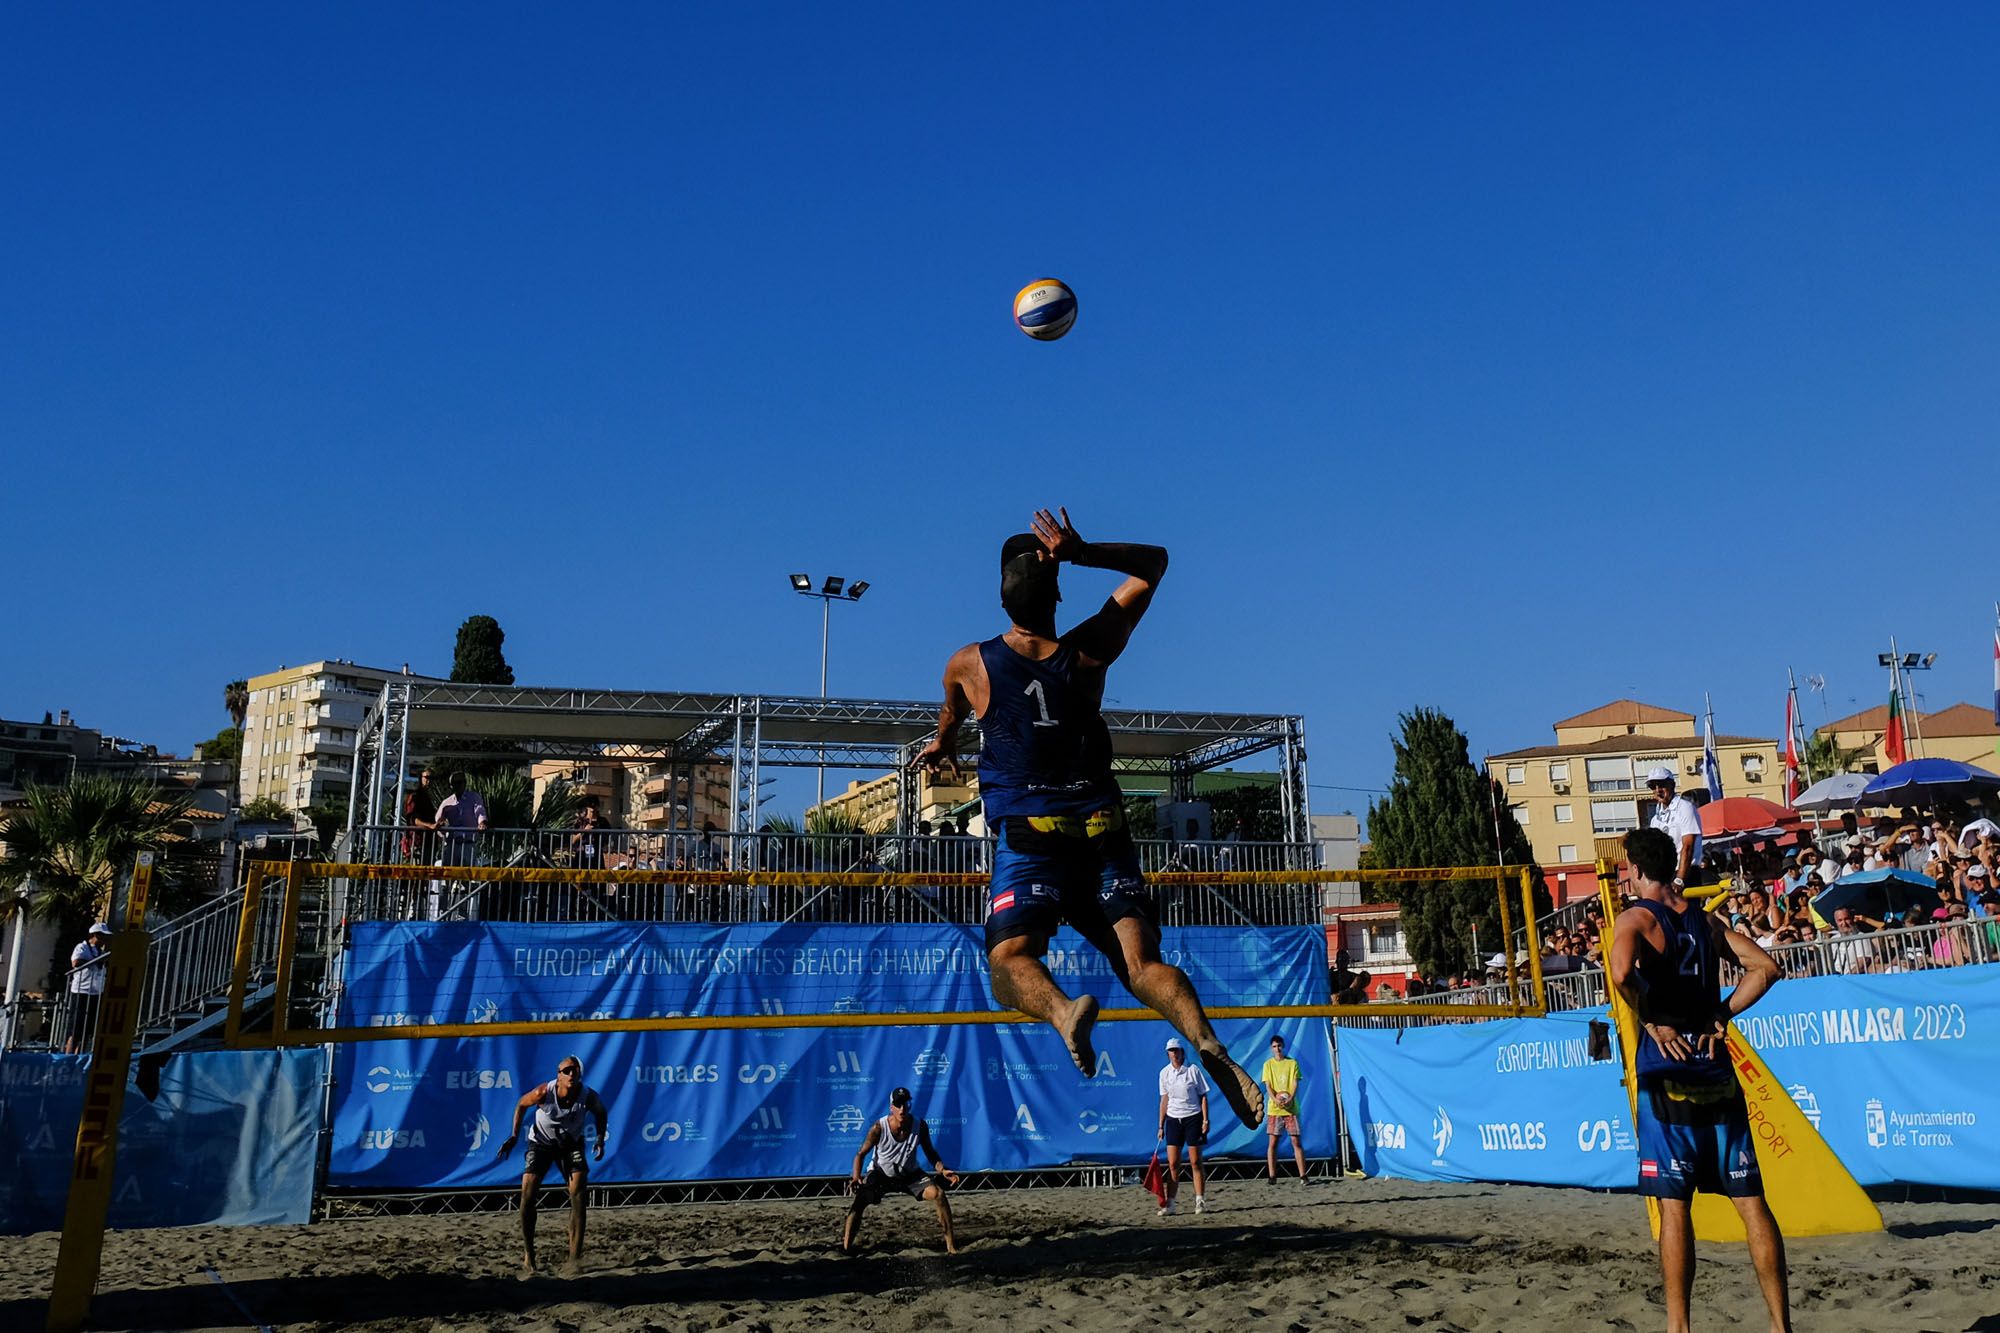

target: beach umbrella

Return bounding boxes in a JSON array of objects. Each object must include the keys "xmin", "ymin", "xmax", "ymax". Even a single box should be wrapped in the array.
[
  {"xmin": 1698, "ymin": 796, "xmax": 1800, "ymax": 839},
  {"xmin": 1792, "ymin": 773, "xmax": 1872, "ymax": 813},
  {"xmin": 1811, "ymin": 867, "xmax": 1940, "ymax": 923},
  {"xmin": 1857, "ymin": 758, "xmax": 2000, "ymax": 810}
]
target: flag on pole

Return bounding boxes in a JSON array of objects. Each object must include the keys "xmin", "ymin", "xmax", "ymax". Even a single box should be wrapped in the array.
[
  {"xmin": 1783, "ymin": 690, "xmax": 1800, "ymax": 806},
  {"xmin": 1142, "ymin": 1149, "xmax": 1168, "ymax": 1206},
  {"xmin": 1991, "ymin": 624, "xmax": 1999, "ymax": 728},
  {"xmin": 1885, "ymin": 687, "xmax": 1908, "ymax": 766},
  {"xmin": 1702, "ymin": 706, "xmax": 1724, "ymax": 803}
]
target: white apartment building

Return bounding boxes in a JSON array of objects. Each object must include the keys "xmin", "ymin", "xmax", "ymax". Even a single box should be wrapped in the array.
[{"xmin": 238, "ymin": 660, "xmax": 427, "ymax": 810}]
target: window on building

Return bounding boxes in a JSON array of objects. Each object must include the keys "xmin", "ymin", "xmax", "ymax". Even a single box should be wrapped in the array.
[
  {"xmin": 1558, "ymin": 844, "xmax": 1579, "ymax": 862},
  {"xmin": 1586, "ymin": 757, "xmax": 1632, "ymax": 793},
  {"xmin": 1554, "ymin": 803, "xmax": 1574, "ymax": 823},
  {"xmin": 1741, "ymin": 754, "xmax": 1765, "ymax": 779},
  {"xmin": 1506, "ymin": 764, "xmax": 1525, "ymax": 786},
  {"xmin": 1365, "ymin": 922, "xmax": 1404, "ymax": 958},
  {"xmin": 1548, "ymin": 761, "xmax": 1570, "ymax": 783},
  {"xmin": 1509, "ymin": 802, "xmax": 1530, "ymax": 826},
  {"xmin": 1591, "ymin": 799, "xmax": 1641, "ymax": 834},
  {"xmin": 1633, "ymin": 755, "xmax": 1678, "ymax": 783}
]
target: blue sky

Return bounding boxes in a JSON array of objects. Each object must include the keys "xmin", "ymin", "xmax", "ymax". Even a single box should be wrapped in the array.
[{"xmin": 5, "ymin": 6, "xmax": 1998, "ymax": 815}]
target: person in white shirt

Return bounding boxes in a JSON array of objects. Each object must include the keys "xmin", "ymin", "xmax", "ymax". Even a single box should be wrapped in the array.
[
  {"xmin": 64, "ymin": 923, "xmax": 111, "ymax": 1055},
  {"xmin": 1156, "ymin": 1036, "xmax": 1211, "ymax": 1216},
  {"xmin": 1644, "ymin": 768, "xmax": 1706, "ymax": 886}
]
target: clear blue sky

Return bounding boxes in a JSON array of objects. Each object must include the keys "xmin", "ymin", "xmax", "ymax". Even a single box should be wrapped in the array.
[{"xmin": 6, "ymin": 6, "xmax": 1998, "ymax": 815}]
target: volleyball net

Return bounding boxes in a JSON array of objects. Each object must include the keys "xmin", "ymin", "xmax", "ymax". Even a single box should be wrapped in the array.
[{"xmin": 224, "ymin": 859, "xmax": 1545, "ymax": 1047}]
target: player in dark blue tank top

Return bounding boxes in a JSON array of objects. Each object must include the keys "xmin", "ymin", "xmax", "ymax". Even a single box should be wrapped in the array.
[
  {"xmin": 915, "ymin": 507, "xmax": 1265, "ymax": 1131},
  {"xmin": 1609, "ymin": 826, "xmax": 1791, "ymax": 1332}
]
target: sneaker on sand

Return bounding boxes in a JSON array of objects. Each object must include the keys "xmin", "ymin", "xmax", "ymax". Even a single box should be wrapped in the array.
[
  {"xmin": 1158, "ymin": 1199, "xmax": 1177, "ymax": 1218},
  {"xmin": 1198, "ymin": 1046, "xmax": 1265, "ymax": 1129},
  {"xmin": 1194, "ymin": 1195, "xmax": 1206, "ymax": 1214}
]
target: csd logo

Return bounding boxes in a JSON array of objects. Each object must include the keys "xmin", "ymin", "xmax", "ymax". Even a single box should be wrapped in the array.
[
  {"xmin": 1577, "ymin": 1120, "xmax": 1613, "ymax": 1152},
  {"xmin": 737, "ymin": 1062, "xmax": 790, "ymax": 1085},
  {"xmin": 641, "ymin": 1120, "xmax": 695, "ymax": 1143}
]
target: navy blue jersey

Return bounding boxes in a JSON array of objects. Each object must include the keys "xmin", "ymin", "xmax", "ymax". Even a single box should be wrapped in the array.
[
  {"xmin": 975, "ymin": 636, "xmax": 1119, "ymax": 821},
  {"xmin": 1631, "ymin": 898, "xmax": 1731, "ymax": 1084}
]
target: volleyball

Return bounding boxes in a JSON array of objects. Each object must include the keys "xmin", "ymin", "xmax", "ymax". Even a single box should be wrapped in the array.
[{"xmin": 1013, "ymin": 278, "xmax": 1078, "ymax": 341}]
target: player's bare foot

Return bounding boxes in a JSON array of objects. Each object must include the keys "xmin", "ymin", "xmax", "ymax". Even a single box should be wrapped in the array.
[
  {"xmin": 1056, "ymin": 994, "xmax": 1099, "ymax": 1076},
  {"xmin": 519, "ymin": 1255, "xmax": 537, "ymax": 1278},
  {"xmin": 1199, "ymin": 1044, "xmax": 1264, "ymax": 1128},
  {"xmin": 560, "ymin": 1258, "xmax": 581, "ymax": 1278}
]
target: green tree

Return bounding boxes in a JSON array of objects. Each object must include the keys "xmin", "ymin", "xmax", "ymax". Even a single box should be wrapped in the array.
[
  {"xmin": 1366, "ymin": 708, "xmax": 1548, "ymax": 977},
  {"xmin": 222, "ymin": 678, "xmax": 251, "ymax": 809},
  {"xmin": 304, "ymin": 793, "xmax": 350, "ymax": 849},
  {"xmin": 1205, "ymin": 776, "xmax": 1283, "ymax": 840},
  {"xmin": 1802, "ymin": 732, "xmax": 1869, "ymax": 783},
  {"xmin": 0, "ymin": 776, "xmax": 193, "ymax": 987},
  {"xmin": 239, "ymin": 796, "xmax": 295, "ymax": 824},
  {"xmin": 451, "ymin": 615, "xmax": 516, "ymax": 685},
  {"xmin": 196, "ymin": 726, "xmax": 243, "ymax": 768},
  {"xmin": 478, "ymin": 768, "xmax": 582, "ymax": 831}
]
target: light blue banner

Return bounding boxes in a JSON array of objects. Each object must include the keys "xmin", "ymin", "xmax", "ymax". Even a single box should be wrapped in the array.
[
  {"xmin": 337, "ymin": 922, "xmax": 1327, "ymax": 1027},
  {"xmin": 328, "ymin": 1017, "xmax": 1334, "ymax": 1188},
  {"xmin": 1337, "ymin": 1012, "xmax": 1632, "ymax": 1189},
  {"xmin": 1336, "ymin": 963, "xmax": 2000, "ymax": 1193},
  {"xmin": 0, "ymin": 1049, "xmax": 324, "ymax": 1234}
]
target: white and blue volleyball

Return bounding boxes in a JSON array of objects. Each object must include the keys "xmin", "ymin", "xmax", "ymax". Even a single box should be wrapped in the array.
[{"xmin": 1013, "ymin": 278, "xmax": 1078, "ymax": 341}]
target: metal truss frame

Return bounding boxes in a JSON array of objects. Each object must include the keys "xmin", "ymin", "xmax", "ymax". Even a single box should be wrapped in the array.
[{"xmin": 344, "ymin": 683, "xmax": 1311, "ymax": 845}]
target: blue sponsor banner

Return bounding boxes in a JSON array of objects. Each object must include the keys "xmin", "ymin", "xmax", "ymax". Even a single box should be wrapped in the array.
[
  {"xmin": 1337, "ymin": 1012, "xmax": 1633, "ymax": 1189},
  {"xmin": 327, "ymin": 1017, "xmax": 1335, "ymax": 1188},
  {"xmin": 0, "ymin": 1049, "xmax": 324, "ymax": 1234},
  {"xmin": 1732, "ymin": 963, "xmax": 2000, "ymax": 1189},
  {"xmin": 1337, "ymin": 963, "xmax": 2000, "ymax": 1193},
  {"xmin": 337, "ymin": 921, "xmax": 1325, "ymax": 1026}
]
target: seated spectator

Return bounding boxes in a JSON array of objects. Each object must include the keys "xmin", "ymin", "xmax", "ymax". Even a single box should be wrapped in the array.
[
  {"xmin": 1828, "ymin": 906, "xmax": 1879, "ymax": 974},
  {"xmin": 1932, "ymin": 904, "xmax": 1972, "ymax": 967}
]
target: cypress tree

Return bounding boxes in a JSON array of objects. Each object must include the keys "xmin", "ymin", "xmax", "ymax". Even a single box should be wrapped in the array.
[
  {"xmin": 450, "ymin": 615, "xmax": 516, "ymax": 685},
  {"xmin": 1366, "ymin": 707, "xmax": 1548, "ymax": 977}
]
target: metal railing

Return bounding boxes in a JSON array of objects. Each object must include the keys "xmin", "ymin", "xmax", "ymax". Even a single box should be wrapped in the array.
[
  {"xmin": 2, "ymin": 878, "xmax": 289, "ymax": 1054},
  {"xmin": 336, "ymin": 825, "xmax": 1323, "ymax": 927}
]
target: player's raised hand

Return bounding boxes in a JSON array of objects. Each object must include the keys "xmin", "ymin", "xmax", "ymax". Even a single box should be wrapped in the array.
[
  {"xmin": 497, "ymin": 1134, "xmax": 518, "ymax": 1162},
  {"xmin": 1032, "ymin": 507, "xmax": 1084, "ymax": 562}
]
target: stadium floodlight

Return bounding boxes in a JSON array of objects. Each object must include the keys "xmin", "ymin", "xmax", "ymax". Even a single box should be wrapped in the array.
[
  {"xmin": 791, "ymin": 571, "xmax": 871, "ymax": 805},
  {"xmin": 1877, "ymin": 653, "xmax": 1895, "ymax": 667}
]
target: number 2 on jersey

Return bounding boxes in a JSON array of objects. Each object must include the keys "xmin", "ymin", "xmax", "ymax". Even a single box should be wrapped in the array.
[{"xmin": 1023, "ymin": 679, "xmax": 1059, "ymax": 728}]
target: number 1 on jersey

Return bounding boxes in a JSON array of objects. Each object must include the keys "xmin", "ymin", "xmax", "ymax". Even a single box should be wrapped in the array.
[{"xmin": 1024, "ymin": 679, "xmax": 1059, "ymax": 728}]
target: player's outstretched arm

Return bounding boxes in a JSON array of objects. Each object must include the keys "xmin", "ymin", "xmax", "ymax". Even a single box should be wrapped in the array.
[
  {"xmin": 1713, "ymin": 915, "xmax": 1781, "ymax": 1020},
  {"xmin": 591, "ymin": 1089, "xmax": 608, "ymax": 1161},
  {"xmin": 918, "ymin": 1119, "xmax": 961, "ymax": 1184},
  {"xmin": 1031, "ymin": 507, "xmax": 1168, "ymax": 667},
  {"xmin": 850, "ymin": 1122, "xmax": 882, "ymax": 1187},
  {"xmin": 498, "ymin": 1083, "xmax": 546, "ymax": 1158}
]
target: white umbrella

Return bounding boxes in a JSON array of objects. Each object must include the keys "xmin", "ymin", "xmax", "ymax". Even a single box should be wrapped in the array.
[{"xmin": 1791, "ymin": 772, "xmax": 1872, "ymax": 813}]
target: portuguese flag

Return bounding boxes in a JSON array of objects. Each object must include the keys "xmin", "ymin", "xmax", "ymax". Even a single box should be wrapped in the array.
[{"xmin": 1884, "ymin": 688, "xmax": 1908, "ymax": 766}]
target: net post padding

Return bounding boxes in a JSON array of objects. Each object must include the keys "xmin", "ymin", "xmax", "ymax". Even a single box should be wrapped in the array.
[{"xmin": 228, "ymin": 860, "xmax": 1543, "ymax": 1046}]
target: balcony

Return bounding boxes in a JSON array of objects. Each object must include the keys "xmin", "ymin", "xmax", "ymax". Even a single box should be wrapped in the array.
[{"xmin": 303, "ymin": 730, "xmax": 355, "ymax": 754}]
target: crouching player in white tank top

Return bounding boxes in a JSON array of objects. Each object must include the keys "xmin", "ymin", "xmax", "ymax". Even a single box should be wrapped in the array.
[
  {"xmin": 843, "ymin": 1086, "xmax": 963, "ymax": 1255},
  {"xmin": 497, "ymin": 1054, "xmax": 609, "ymax": 1276}
]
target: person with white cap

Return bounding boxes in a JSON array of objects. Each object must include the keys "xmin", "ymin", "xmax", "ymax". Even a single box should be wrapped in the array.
[
  {"xmin": 64, "ymin": 922, "xmax": 112, "ymax": 1055},
  {"xmin": 1155, "ymin": 1036, "xmax": 1211, "ymax": 1216},
  {"xmin": 1645, "ymin": 766, "xmax": 1706, "ymax": 888}
]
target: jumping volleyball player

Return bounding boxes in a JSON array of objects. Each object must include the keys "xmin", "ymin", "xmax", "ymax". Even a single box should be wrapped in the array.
[{"xmin": 916, "ymin": 506, "xmax": 1264, "ymax": 1129}]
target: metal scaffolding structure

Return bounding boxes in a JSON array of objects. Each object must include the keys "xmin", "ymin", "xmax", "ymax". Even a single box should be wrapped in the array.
[{"xmin": 344, "ymin": 681, "xmax": 1311, "ymax": 845}]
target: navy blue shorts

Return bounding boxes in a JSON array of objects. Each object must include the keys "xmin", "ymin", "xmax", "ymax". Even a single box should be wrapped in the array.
[
  {"xmin": 1162, "ymin": 1112, "xmax": 1206, "ymax": 1148},
  {"xmin": 1635, "ymin": 1077, "xmax": 1762, "ymax": 1200},
  {"xmin": 523, "ymin": 1138, "xmax": 588, "ymax": 1182},
  {"xmin": 984, "ymin": 813, "xmax": 1156, "ymax": 953}
]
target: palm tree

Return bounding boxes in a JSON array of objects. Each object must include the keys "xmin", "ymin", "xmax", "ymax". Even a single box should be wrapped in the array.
[
  {"xmin": 0, "ymin": 775, "xmax": 193, "ymax": 988},
  {"xmin": 223, "ymin": 679, "xmax": 250, "ymax": 811}
]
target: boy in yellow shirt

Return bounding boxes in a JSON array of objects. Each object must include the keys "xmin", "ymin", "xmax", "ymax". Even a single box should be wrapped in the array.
[{"xmin": 1262, "ymin": 1034, "xmax": 1308, "ymax": 1182}]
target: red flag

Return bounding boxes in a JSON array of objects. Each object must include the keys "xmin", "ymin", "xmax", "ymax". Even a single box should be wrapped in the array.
[
  {"xmin": 1885, "ymin": 689, "xmax": 1908, "ymax": 766},
  {"xmin": 1784, "ymin": 692, "xmax": 1800, "ymax": 806},
  {"xmin": 1142, "ymin": 1150, "xmax": 1168, "ymax": 1205}
]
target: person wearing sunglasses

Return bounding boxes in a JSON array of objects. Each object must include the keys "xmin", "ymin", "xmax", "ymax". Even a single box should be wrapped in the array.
[{"xmin": 499, "ymin": 1056, "xmax": 609, "ymax": 1275}]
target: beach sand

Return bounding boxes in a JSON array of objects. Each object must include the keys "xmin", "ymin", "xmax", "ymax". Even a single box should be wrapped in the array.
[{"xmin": 5, "ymin": 1177, "xmax": 1996, "ymax": 1331}]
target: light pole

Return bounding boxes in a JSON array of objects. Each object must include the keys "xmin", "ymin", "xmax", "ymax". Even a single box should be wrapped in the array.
[
  {"xmin": 1877, "ymin": 643, "xmax": 1937, "ymax": 760},
  {"xmin": 790, "ymin": 573, "xmax": 870, "ymax": 808}
]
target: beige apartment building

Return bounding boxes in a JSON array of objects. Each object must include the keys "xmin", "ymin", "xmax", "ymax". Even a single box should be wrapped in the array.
[
  {"xmin": 810, "ymin": 769, "xmax": 981, "ymax": 834},
  {"xmin": 1816, "ymin": 701, "xmax": 2000, "ymax": 772},
  {"xmin": 238, "ymin": 660, "xmax": 427, "ymax": 810},
  {"xmin": 531, "ymin": 759, "xmax": 735, "ymax": 831},
  {"xmin": 1490, "ymin": 700, "xmax": 1780, "ymax": 894}
]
